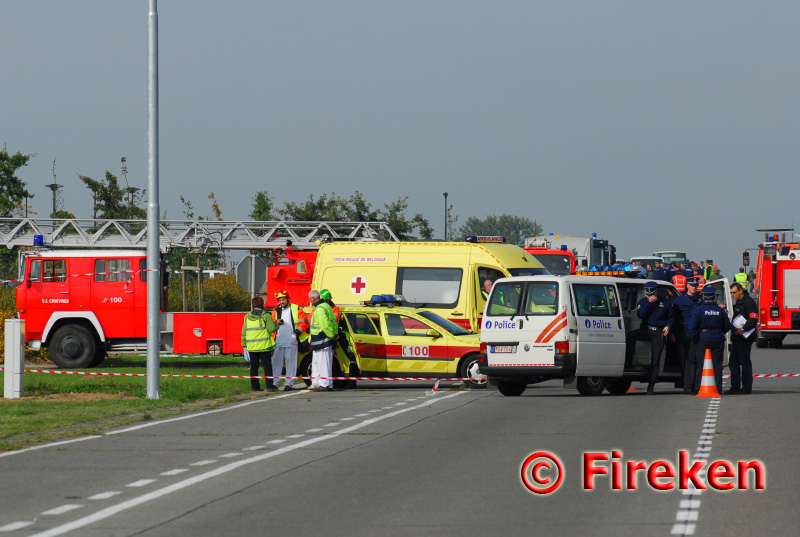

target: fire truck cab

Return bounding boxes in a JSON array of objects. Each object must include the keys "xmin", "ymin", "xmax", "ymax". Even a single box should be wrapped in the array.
[
  {"xmin": 15, "ymin": 249, "xmax": 166, "ymax": 368},
  {"xmin": 750, "ymin": 229, "xmax": 800, "ymax": 348}
]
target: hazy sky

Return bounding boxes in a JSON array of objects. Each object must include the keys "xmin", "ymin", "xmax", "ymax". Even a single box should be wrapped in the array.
[{"xmin": 3, "ymin": 1, "xmax": 799, "ymax": 276}]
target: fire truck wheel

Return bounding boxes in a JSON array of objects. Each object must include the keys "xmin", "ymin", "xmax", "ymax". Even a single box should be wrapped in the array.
[
  {"xmin": 605, "ymin": 379, "xmax": 632, "ymax": 395},
  {"xmin": 89, "ymin": 345, "xmax": 107, "ymax": 367},
  {"xmin": 576, "ymin": 376, "xmax": 606, "ymax": 396},
  {"xmin": 497, "ymin": 380, "xmax": 526, "ymax": 396},
  {"xmin": 50, "ymin": 325, "xmax": 97, "ymax": 369},
  {"xmin": 459, "ymin": 354, "xmax": 487, "ymax": 389}
]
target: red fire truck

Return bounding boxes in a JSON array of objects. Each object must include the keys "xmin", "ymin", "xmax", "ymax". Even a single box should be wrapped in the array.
[
  {"xmin": 4, "ymin": 218, "xmax": 398, "ymax": 368},
  {"xmin": 748, "ymin": 228, "xmax": 800, "ymax": 348},
  {"xmin": 523, "ymin": 238, "xmax": 576, "ymax": 275}
]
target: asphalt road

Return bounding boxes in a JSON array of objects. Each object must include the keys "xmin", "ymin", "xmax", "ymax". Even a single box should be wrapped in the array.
[{"xmin": 1, "ymin": 337, "xmax": 799, "ymax": 537}]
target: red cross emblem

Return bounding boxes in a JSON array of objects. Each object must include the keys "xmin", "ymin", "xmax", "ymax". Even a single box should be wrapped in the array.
[{"xmin": 350, "ymin": 275, "xmax": 367, "ymax": 295}]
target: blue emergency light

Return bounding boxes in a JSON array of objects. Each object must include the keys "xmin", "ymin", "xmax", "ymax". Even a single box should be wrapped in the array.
[{"xmin": 33, "ymin": 235, "xmax": 44, "ymax": 246}]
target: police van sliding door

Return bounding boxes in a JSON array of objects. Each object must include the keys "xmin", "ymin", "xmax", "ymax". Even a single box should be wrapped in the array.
[{"xmin": 570, "ymin": 282, "xmax": 625, "ymax": 375}]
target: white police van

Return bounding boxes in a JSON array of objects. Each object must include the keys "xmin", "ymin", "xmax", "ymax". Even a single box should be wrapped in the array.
[{"xmin": 478, "ymin": 272, "xmax": 732, "ymax": 396}]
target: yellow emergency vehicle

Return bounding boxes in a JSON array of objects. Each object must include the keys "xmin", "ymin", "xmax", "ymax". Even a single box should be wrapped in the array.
[{"xmin": 310, "ymin": 237, "xmax": 548, "ymax": 332}]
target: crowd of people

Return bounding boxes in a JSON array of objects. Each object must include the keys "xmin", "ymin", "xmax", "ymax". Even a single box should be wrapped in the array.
[
  {"xmin": 626, "ymin": 276, "xmax": 758, "ymax": 396},
  {"xmin": 635, "ymin": 258, "xmax": 757, "ymax": 294},
  {"xmin": 240, "ymin": 289, "xmax": 339, "ymax": 393}
]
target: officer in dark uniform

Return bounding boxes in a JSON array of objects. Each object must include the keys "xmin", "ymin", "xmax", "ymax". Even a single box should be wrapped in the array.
[
  {"xmin": 625, "ymin": 281, "xmax": 673, "ymax": 394},
  {"xmin": 688, "ymin": 285, "xmax": 732, "ymax": 394},
  {"xmin": 671, "ymin": 278, "xmax": 702, "ymax": 393},
  {"xmin": 727, "ymin": 282, "xmax": 758, "ymax": 394}
]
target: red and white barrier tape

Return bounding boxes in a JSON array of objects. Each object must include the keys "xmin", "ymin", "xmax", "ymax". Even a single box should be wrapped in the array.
[
  {"xmin": 3, "ymin": 368, "xmax": 800, "ymax": 381},
  {"xmin": 0, "ymin": 368, "xmax": 473, "ymax": 382}
]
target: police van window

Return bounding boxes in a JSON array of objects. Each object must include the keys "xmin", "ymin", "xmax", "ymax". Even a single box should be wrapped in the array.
[
  {"xmin": 94, "ymin": 259, "xmax": 131, "ymax": 283},
  {"xmin": 573, "ymin": 284, "xmax": 620, "ymax": 317},
  {"xmin": 617, "ymin": 285, "xmax": 639, "ymax": 312},
  {"xmin": 40, "ymin": 260, "xmax": 66, "ymax": 283},
  {"xmin": 397, "ymin": 267, "xmax": 461, "ymax": 309},
  {"xmin": 523, "ymin": 282, "xmax": 558, "ymax": 315},
  {"xmin": 486, "ymin": 281, "xmax": 524, "ymax": 316},
  {"xmin": 658, "ymin": 286, "xmax": 677, "ymax": 301}
]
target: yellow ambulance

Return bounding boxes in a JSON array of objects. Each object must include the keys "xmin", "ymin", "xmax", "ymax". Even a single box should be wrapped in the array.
[{"xmin": 310, "ymin": 237, "xmax": 548, "ymax": 331}]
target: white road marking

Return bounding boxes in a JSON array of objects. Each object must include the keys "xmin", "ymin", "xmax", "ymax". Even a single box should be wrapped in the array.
[
  {"xmin": 42, "ymin": 505, "xmax": 83, "ymax": 516},
  {"xmin": 218, "ymin": 453, "xmax": 244, "ymax": 458},
  {"xmin": 25, "ymin": 392, "xmax": 465, "ymax": 537},
  {"xmin": 87, "ymin": 492, "xmax": 121, "ymax": 500},
  {"xmin": 305, "ymin": 428, "xmax": 323, "ymax": 433},
  {"xmin": 0, "ymin": 521, "xmax": 34, "ymax": 531},
  {"xmin": 323, "ymin": 422, "xmax": 340, "ymax": 427},
  {"xmin": 190, "ymin": 460, "xmax": 217, "ymax": 466},
  {"xmin": 126, "ymin": 479, "xmax": 156, "ymax": 488},
  {"xmin": 286, "ymin": 434, "xmax": 305, "ymax": 438},
  {"xmin": 267, "ymin": 439, "xmax": 286, "ymax": 444},
  {"xmin": 161, "ymin": 469, "xmax": 188, "ymax": 476},
  {"xmin": 671, "ymin": 397, "xmax": 720, "ymax": 537}
]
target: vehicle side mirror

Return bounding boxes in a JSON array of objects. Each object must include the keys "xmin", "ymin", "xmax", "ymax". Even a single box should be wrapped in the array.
[
  {"xmin": 425, "ymin": 329, "xmax": 441, "ymax": 338},
  {"xmin": 296, "ymin": 260, "xmax": 307, "ymax": 275}
]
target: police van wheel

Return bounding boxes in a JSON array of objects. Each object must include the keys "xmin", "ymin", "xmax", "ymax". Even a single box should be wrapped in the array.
[
  {"xmin": 49, "ymin": 325, "xmax": 96, "ymax": 369},
  {"xmin": 459, "ymin": 354, "xmax": 487, "ymax": 389},
  {"xmin": 576, "ymin": 376, "xmax": 606, "ymax": 396},
  {"xmin": 605, "ymin": 379, "xmax": 631, "ymax": 395},
  {"xmin": 497, "ymin": 380, "xmax": 526, "ymax": 396}
]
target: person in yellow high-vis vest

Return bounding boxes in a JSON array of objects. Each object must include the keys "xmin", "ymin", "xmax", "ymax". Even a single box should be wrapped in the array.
[
  {"xmin": 270, "ymin": 290, "xmax": 309, "ymax": 392},
  {"xmin": 241, "ymin": 296, "xmax": 278, "ymax": 391},
  {"xmin": 308, "ymin": 289, "xmax": 338, "ymax": 391}
]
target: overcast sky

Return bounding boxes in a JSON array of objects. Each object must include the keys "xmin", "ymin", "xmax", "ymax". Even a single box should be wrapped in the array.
[{"xmin": 3, "ymin": 1, "xmax": 799, "ymax": 275}]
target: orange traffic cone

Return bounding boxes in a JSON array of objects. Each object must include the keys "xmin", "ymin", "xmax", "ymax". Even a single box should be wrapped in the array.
[
  {"xmin": 628, "ymin": 386, "xmax": 640, "ymax": 392},
  {"xmin": 695, "ymin": 348, "xmax": 721, "ymax": 398}
]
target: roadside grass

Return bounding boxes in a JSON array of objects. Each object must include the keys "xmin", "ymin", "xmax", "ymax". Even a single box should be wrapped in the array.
[{"xmin": 0, "ymin": 354, "xmax": 273, "ymax": 451}]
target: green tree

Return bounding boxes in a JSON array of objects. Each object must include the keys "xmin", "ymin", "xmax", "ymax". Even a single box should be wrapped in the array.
[
  {"xmin": 0, "ymin": 147, "xmax": 35, "ymax": 217},
  {"xmin": 378, "ymin": 197, "xmax": 433, "ymax": 240},
  {"xmin": 78, "ymin": 171, "xmax": 146, "ymax": 219},
  {"xmin": 249, "ymin": 190, "xmax": 275, "ymax": 221},
  {"xmin": 459, "ymin": 214, "xmax": 542, "ymax": 246},
  {"xmin": 278, "ymin": 192, "xmax": 347, "ymax": 221}
]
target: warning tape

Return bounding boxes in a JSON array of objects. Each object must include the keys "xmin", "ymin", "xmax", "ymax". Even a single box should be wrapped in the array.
[
  {"xmin": 3, "ymin": 368, "xmax": 800, "ymax": 381},
  {"xmin": 0, "ymin": 368, "xmax": 473, "ymax": 382}
]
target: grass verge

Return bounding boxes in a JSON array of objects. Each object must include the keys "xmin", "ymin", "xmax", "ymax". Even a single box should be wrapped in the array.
[{"xmin": 0, "ymin": 354, "xmax": 276, "ymax": 452}]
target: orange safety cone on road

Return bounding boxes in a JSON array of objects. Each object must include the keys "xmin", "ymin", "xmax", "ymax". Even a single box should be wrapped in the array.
[
  {"xmin": 695, "ymin": 348, "xmax": 721, "ymax": 398},
  {"xmin": 628, "ymin": 386, "xmax": 640, "ymax": 392}
]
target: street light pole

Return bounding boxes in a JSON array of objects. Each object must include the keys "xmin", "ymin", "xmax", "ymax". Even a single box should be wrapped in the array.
[{"xmin": 443, "ymin": 192, "xmax": 448, "ymax": 241}]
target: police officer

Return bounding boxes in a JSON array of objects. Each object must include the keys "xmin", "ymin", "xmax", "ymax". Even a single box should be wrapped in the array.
[
  {"xmin": 688, "ymin": 285, "xmax": 732, "ymax": 394},
  {"xmin": 241, "ymin": 296, "xmax": 279, "ymax": 391},
  {"xmin": 692, "ymin": 267, "xmax": 706, "ymax": 291},
  {"xmin": 652, "ymin": 262, "xmax": 669, "ymax": 282},
  {"xmin": 625, "ymin": 281, "xmax": 673, "ymax": 394},
  {"xmin": 671, "ymin": 269, "xmax": 687, "ymax": 293},
  {"xmin": 727, "ymin": 282, "xmax": 758, "ymax": 394},
  {"xmin": 671, "ymin": 278, "xmax": 702, "ymax": 393}
]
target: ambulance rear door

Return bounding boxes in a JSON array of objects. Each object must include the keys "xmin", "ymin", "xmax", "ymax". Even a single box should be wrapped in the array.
[{"xmin": 570, "ymin": 280, "xmax": 625, "ymax": 375}]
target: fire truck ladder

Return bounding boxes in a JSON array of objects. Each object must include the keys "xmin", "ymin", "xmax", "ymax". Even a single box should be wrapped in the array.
[{"xmin": 0, "ymin": 218, "xmax": 399, "ymax": 252}]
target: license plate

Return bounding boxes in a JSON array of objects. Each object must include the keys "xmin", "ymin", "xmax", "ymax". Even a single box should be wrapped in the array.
[{"xmin": 491, "ymin": 345, "xmax": 516, "ymax": 353}]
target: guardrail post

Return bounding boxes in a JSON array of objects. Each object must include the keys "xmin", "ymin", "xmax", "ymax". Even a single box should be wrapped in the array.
[{"xmin": 4, "ymin": 319, "xmax": 25, "ymax": 398}]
